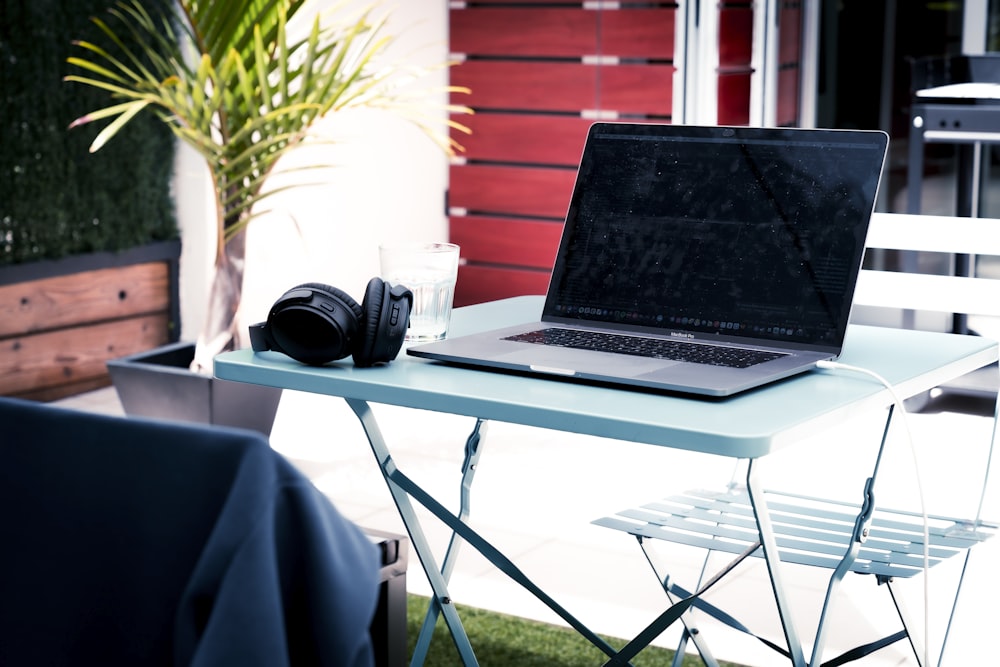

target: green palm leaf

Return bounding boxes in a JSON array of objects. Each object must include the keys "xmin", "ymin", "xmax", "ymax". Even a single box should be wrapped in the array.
[{"xmin": 67, "ymin": 0, "xmax": 469, "ymax": 238}]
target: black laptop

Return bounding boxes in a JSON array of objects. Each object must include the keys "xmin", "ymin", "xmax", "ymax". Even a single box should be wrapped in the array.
[{"xmin": 408, "ymin": 123, "xmax": 889, "ymax": 397}]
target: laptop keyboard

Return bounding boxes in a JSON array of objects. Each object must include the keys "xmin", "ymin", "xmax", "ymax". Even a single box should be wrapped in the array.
[{"xmin": 503, "ymin": 328, "xmax": 785, "ymax": 369}]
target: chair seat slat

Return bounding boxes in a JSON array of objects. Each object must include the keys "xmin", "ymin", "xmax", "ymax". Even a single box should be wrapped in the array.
[
  {"xmin": 596, "ymin": 488, "xmax": 996, "ymax": 580},
  {"xmin": 632, "ymin": 502, "xmax": 969, "ymax": 561}
]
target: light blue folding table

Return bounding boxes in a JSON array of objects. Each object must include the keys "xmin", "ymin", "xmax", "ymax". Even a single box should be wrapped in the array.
[{"xmin": 214, "ymin": 295, "xmax": 998, "ymax": 666}]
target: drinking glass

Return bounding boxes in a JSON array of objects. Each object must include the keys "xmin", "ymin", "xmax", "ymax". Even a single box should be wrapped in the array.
[{"xmin": 379, "ymin": 242, "xmax": 460, "ymax": 341}]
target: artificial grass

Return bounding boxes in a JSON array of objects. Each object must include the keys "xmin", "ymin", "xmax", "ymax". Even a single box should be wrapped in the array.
[{"xmin": 405, "ymin": 594, "xmax": 744, "ymax": 666}]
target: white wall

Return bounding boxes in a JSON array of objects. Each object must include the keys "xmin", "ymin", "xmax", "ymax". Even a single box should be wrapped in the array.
[{"xmin": 174, "ymin": 0, "xmax": 451, "ymax": 343}]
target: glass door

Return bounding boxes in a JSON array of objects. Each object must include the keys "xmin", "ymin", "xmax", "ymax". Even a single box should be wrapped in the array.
[{"xmin": 675, "ymin": 0, "xmax": 811, "ymax": 127}]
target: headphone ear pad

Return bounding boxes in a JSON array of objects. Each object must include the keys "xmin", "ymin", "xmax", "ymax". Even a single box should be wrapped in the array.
[{"xmin": 354, "ymin": 277, "xmax": 410, "ymax": 366}]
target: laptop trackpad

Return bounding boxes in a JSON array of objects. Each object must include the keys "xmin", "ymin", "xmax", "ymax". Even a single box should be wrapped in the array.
[{"xmin": 494, "ymin": 347, "xmax": 678, "ymax": 377}]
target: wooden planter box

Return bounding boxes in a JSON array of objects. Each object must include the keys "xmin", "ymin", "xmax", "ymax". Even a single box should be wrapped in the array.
[{"xmin": 0, "ymin": 241, "xmax": 181, "ymax": 401}]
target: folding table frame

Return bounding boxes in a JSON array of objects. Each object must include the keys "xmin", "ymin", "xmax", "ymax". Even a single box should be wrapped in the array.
[{"xmin": 214, "ymin": 295, "xmax": 998, "ymax": 667}]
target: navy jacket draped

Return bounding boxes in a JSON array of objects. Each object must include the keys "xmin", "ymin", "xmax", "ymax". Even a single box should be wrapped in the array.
[{"xmin": 0, "ymin": 397, "xmax": 379, "ymax": 666}]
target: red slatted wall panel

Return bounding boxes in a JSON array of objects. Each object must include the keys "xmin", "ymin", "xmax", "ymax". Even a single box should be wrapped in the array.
[
  {"xmin": 600, "ymin": 10, "xmax": 676, "ymax": 59},
  {"xmin": 450, "ymin": 216, "xmax": 563, "ymax": 268},
  {"xmin": 449, "ymin": 2, "xmax": 678, "ymax": 306},
  {"xmin": 449, "ymin": 8, "xmax": 597, "ymax": 57},
  {"xmin": 447, "ymin": 4, "xmax": 802, "ymax": 306},
  {"xmin": 450, "ymin": 165, "xmax": 577, "ymax": 220},
  {"xmin": 457, "ymin": 114, "xmax": 594, "ymax": 165},
  {"xmin": 450, "ymin": 61, "xmax": 598, "ymax": 112}
]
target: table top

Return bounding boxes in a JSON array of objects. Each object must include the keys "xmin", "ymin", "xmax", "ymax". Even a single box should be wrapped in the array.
[
  {"xmin": 916, "ymin": 82, "xmax": 1000, "ymax": 101},
  {"xmin": 214, "ymin": 296, "xmax": 997, "ymax": 459}
]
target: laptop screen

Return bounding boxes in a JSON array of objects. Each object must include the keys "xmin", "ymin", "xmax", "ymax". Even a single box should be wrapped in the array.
[{"xmin": 543, "ymin": 123, "xmax": 888, "ymax": 351}]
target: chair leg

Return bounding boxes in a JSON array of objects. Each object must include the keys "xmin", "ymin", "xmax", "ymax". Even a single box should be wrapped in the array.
[
  {"xmin": 637, "ymin": 536, "xmax": 743, "ymax": 667},
  {"xmin": 671, "ymin": 631, "xmax": 689, "ymax": 667},
  {"xmin": 884, "ymin": 577, "xmax": 927, "ymax": 667},
  {"xmin": 662, "ymin": 585, "xmax": 719, "ymax": 667},
  {"xmin": 671, "ymin": 629, "xmax": 706, "ymax": 667}
]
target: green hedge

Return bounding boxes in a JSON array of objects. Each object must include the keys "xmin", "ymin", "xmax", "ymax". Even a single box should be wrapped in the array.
[{"xmin": 0, "ymin": 0, "xmax": 177, "ymax": 265}]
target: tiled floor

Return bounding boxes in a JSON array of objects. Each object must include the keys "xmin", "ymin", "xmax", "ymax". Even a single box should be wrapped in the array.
[{"xmin": 59, "ymin": 382, "xmax": 999, "ymax": 666}]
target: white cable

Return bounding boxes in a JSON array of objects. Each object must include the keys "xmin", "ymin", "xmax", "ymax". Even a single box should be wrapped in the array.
[{"xmin": 815, "ymin": 359, "xmax": 931, "ymax": 667}]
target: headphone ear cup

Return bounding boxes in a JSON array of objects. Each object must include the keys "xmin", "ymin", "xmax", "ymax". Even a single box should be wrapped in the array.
[
  {"xmin": 353, "ymin": 277, "xmax": 410, "ymax": 366},
  {"xmin": 295, "ymin": 282, "xmax": 364, "ymax": 323},
  {"xmin": 267, "ymin": 282, "xmax": 364, "ymax": 365}
]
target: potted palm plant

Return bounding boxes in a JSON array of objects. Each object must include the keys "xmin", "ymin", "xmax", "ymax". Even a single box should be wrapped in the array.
[{"xmin": 65, "ymin": 0, "xmax": 468, "ymax": 431}]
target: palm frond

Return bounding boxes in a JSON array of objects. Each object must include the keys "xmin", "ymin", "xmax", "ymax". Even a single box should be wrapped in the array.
[
  {"xmin": 67, "ymin": 0, "xmax": 471, "ymax": 244},
  {"xmin": 88, "ymin": 100, "xmax": 152, "ymax": 152}
]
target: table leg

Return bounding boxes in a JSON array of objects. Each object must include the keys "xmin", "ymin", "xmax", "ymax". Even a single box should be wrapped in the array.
[
  {"xmin": 908, "ymin": 106, "xmax": 926, "ymax": 215},
  {"xmin": 745, "ymin": 461, "xmax": 808, "ymax": 666},
  {"xmin": 904, "ymin": 108, "xmax": 927, "ymax": 331},
  {"xmin": 411, "ymin": 419, "xmax": 487, "ymax": 665},
  {"xmin": 810, "ymin": 405, "xmax": 895, "ymax": 664},
  {"xmin": 346, "ymin": 398, "xmax": 480, "ymax": 666},
  {"xmin": 746, "ymin": 402, "xmax": 897, "ymax": 666},
  {"xmin": 345, "ymin": 399, "xmax": 623, "ymax": 665},
  {"xmin": 952, "ymin": 141, "xmax": 981, "ymax": 335}
]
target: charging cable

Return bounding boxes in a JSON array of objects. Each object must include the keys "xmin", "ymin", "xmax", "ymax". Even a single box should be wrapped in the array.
[{"xmin": 815, "ymin": 359, "xmax": 931, "ymax": 666}]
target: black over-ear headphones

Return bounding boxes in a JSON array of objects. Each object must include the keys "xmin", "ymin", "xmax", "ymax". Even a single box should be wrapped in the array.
[{"xmin": 248, "ymin": 278, "xmax": 412, "ymax": 367}]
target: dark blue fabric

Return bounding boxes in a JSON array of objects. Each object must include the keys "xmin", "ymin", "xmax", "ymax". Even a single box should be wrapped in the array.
[{"xmin": 0, "ymin": 397, "xmax": 379, "ymax": 667}]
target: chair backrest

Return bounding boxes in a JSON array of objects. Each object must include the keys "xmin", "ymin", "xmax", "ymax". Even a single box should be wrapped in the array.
[
  {"xmin": 852, "ymin": 212, "xmax": 1000, "ymax": 330},
  {"xmin": 851, "ymin": 212, "xmax": 1000, "ymax": 522}
]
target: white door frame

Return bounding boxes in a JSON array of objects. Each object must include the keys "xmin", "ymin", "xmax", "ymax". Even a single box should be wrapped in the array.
[{"xmin": 675, "ymin": 0, "xmax": 818, "ymax": 128}]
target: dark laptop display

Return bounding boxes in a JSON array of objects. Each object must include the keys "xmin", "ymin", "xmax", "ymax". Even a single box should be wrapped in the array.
[
  {"xmin": 408, "ymin": 123, "xmax": 888, "ymax": 397},
  {"xmin": 544, "ymin": 124, "xmax": 882, "ymax": 350}
]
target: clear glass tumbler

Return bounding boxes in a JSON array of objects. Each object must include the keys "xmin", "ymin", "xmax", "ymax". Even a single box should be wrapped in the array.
[{"xmin": 379, "ymin": 242, "xmax": 460, "ymax": 341}]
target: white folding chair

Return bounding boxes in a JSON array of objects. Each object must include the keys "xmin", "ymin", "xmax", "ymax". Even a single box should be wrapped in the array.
[{"xmin": 594, "ymin": 212, "xmax": 1000, "ymax": 666}]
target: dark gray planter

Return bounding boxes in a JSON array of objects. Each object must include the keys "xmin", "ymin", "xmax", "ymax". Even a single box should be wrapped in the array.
[{"xmin": 107, "ymin": 341, "xmax": 281, "ymax": 436}]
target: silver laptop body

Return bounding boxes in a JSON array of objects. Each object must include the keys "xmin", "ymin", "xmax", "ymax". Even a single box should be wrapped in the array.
[{"xmin": 408, "ymin": 123, "xmax": 889, "ymax": 397}]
